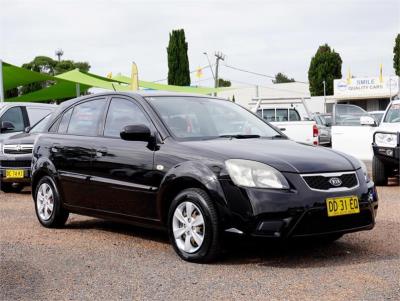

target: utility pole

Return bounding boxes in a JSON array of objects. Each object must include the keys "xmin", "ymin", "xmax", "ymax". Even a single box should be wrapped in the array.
[
  {"xmin": 323, "ymin": 80, "xmax": 326, "ymax": 113},
  {"xmin": 214, "ymin": 51, "xmax": 225, "ymax": 96},
  {"xmin": 0, "ymin": 60, "xmax": 4, "ymax": 103}
]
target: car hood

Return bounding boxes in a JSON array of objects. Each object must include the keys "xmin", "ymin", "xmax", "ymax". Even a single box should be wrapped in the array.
[
  {"xmin": 3, "ymin": 132, "xmax": 37, "ymax": 145},
  {"xmin": 181, "ymin": 138, "xmax": 358, "ymax": 173},
  {"xmin": 378, "ymin": 122, "xmax": 400, "ymax": 132}
]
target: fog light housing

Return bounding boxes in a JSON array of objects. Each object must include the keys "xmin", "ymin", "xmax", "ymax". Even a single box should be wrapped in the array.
[
  {"xmin": 368, "ymin": 191, "xmax": 374, "ymax": 202},
  {"xmin": 386, "ymin": 149, "xmax": 394, "ymax": 156}
]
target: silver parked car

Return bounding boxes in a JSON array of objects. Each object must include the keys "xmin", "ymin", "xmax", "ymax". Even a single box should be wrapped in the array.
[
  {"xmin": 313, "ymin": 113, "xmax": 331, "ymax": 146},
  {"xmin": 0, "ymin": 102, "xmax": 56, "ymax": 140}
]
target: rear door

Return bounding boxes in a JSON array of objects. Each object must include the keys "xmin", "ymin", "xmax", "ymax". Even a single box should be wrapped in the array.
[
  {"xmin": 50, "ymin": 97, "xmax": 107, "ymax": 209},
  {"xmin": 90, "ymin": 96, "xmax": 158, "ymax": 219}
]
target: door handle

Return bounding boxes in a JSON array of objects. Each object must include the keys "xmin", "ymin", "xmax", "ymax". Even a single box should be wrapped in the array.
[{"xmin": 95, "ymin": 147, "xmax": 108, "ymax": 157}]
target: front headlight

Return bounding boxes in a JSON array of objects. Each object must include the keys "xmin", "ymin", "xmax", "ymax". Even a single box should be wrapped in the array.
[
  {"xmin": 358, "ymin": 159, "xmax": 370, "ymax": 182},
  {"xmin": 375, "ymin": 133, "xmax": 397, "ymax": 148},
  {"xmin": 225, "ymin": 159, "xmax": 290, "ymax": 189}
]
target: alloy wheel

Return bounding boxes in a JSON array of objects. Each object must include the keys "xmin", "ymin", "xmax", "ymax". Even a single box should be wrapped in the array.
[
  {"xmin": 36, "ymin": 183, "xmax": 54, "ymax": 221},
  {"xmin": 172, "ymin": 201, "xmax": 205, "ymax": 253}
]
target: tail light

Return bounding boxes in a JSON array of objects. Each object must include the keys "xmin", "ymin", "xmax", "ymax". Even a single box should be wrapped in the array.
[
  {"xmin": 313, "ymin": 125, "xmax": 319, "ymax": 146},
  {"xmin": 313, "ymin": 125, "xmax": 319, "ymax": 137}
]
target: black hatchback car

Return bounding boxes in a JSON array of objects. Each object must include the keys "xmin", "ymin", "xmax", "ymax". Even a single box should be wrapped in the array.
[{"xmin": 32, "ymin": 92, "xmax": 378, "ymax": 262}]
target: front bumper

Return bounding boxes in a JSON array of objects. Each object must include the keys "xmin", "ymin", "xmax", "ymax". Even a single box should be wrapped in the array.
[
  {"xmin": 220, "ymin": 168, "xmax": 378, "ymax": 238},
  {"xmin": 372, "ymin": 144, "xmax": 399, "ymax": 166},
  {"xmin": 0, "ymin": 156, "xmax": 32, "ymax": 183}
]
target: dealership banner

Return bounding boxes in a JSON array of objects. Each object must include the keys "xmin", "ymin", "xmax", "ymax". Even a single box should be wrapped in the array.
[{"xmin": 334, "ymin": 76, "xmax": 399, "ymax": 98}]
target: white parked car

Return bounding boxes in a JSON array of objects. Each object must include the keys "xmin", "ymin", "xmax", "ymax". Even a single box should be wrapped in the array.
[{"xmin": 257, "ymin": 107, "xmax": 319, "ymax": 145}]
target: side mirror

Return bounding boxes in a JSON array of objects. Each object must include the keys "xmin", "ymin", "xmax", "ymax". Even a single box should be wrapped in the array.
[
  {"xmin": 0, "ymin": 121, "xmax": 15, "ymax": 133},
  {"xmin": 120, "ymin": 124, "xmax": 151, "ymax": 142},
  {"xmin": 360, "ymin": 116, "xmax": 377, "ymax": 126}
]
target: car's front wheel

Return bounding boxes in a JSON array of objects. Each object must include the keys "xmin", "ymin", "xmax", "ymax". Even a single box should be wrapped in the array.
[
  {"xmin": 34, "ymin": 176, "xmax": 69, "ymax": 228},
  {"xmin": 168, "ymin": 188, "xmax": 221, "ymax": 263}
]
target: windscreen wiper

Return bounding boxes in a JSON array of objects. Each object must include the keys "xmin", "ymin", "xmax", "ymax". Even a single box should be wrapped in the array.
[
  {"xmin": 269, "ymin": 135, "xmax": 287, "ymax": 139},
  {"xmin": 218, "ymin": 134, "xmax": 261, "ymax": 139}
]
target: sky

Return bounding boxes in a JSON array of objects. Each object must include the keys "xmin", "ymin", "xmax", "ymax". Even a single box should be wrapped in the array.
[{"xmin": 1, "ymin": 0, "xmax": 399, "ymax": 88}]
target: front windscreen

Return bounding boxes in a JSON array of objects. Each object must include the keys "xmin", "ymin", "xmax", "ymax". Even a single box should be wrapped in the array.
[
  {"xmin": 29, "ymin": 114, "xmax": 51, "ymax": 133},
  {"xmin": 147, "ymin": 96, "xmax": 281, "ymax": 140},
  {"xmin": 383, "ymin": 103, "xmax": 400, "ymax": 123}
]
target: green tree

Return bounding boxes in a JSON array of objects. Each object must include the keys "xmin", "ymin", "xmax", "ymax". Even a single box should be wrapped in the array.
[
  {"xmin": 308, "ymin": 44, "xmax": 342, "ymax": 96},
  {"xmin": 19, "ymin": 56, "xmax": 90, "ymax": 95},
  {"xmin": 394, "ymin": 34, "xmax": 400, "ymax": 76},
  {"xmin": 273, "ymin": 72, "xmax": 295, "ymax": 83},
  {"xmin": 218, "ymin": 78, "xmax": 231, "ymax": 87},
  {"xmin": 167, "ymin": 29, "xmax": 190, "ymax": 86}
]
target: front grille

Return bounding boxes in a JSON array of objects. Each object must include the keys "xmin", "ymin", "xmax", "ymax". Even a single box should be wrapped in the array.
[
  {"xmin": 302, "ymin": 172, "xmax": 358, "ymax": 190},
  {"xmin": 293, "ymin": 209, "xmax": 373, "ymax": 236},
  {"xmin": 0, "ymin": 160, "xmax": 32, "ymax": 168},
  {"xmin": 3, "ymin": 144, "xmax": 33, "ymax": 155}
]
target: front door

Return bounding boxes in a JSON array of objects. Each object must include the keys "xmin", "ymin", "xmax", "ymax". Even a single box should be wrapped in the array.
[{"xmin": 90, "ymin": 97, "xmax": 158, "ymax": 219}]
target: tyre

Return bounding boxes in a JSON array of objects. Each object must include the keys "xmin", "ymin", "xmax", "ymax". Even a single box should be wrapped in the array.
[
  {"xmin": 0, "ymin": 182, "xmax": 24, "ymax": 193},
  {"xmin": 34, "ymin": 176, "xmax": 69, "ymax": 228},
  {"xmin": 168, "ymin": 188, "xmax": 221, "ymax": 263},
  {"xmin": 372, "ymin": 156, "xmax": 387, "ymax": 186}
]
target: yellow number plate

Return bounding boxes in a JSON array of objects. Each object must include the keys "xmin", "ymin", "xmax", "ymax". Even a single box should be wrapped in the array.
[
  {"xmin": 326, "ymin": 196, "xmax": 360, "ymax": 217},
  {"xmin": 5, "ymin": 170, "xmax": 25, "ymax": 179}
]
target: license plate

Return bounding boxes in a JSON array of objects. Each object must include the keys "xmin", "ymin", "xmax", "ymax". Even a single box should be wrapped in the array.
[
  {"xmin": 326, "ymin": 196, "xmax": 360, "ymax": 217},
  {"xmin": 5, "ymin": 169, "xmax": 25, "ymax": 179}
]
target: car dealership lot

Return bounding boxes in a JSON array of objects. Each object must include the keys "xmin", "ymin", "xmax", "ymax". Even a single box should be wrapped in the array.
[{"xmin": 1, "ymin": 185, "xmax": 399, "ymax": 301}]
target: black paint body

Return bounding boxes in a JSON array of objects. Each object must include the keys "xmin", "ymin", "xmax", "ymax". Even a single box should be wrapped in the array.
[{"xmin": 32, "ymin": 92, "xmax": 378, "ymax": 238}]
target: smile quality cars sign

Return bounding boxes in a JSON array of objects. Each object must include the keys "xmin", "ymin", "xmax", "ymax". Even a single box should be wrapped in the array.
[{"xmin": 334, "ymin": 76, "xmax": 399, "ymax": 98}]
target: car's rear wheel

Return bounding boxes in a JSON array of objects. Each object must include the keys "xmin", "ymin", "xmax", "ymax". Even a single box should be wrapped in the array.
[
  {"xmin": 34, "ymin": 176, "xmax": 69, "ymax": 228},
  {"xmin": 372, "ymin": 156, "xmax": 387, "ymax": 186},
  {"xmin": 0, "ymin": 182, "xmax": 24, "ymax": 193},
  {"xmin": 168, "ymin": 188, "xmax": 221, "ymax": 263}
]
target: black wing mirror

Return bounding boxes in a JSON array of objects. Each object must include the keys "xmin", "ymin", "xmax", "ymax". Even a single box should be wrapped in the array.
[
  {"xmin": 0, "ymin": 121, "xmax": 15, "ymax": 133},
  {"xmin": 120, "ymin": 124, "xmax": 151, "ymax": 142}
]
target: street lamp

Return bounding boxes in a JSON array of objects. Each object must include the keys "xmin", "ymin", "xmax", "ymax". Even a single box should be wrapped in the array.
[{"xmin": 203, "ymin": 52, "xmax": 215, "ymax": 81}]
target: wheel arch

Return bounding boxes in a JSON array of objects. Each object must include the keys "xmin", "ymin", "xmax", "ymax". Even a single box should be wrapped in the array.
[
  {"xmin": 31, "ymin": 157, "xmax": 58, "ymax": 199},
  {"xmin": 156, "ymin": 161, "xmax": 229, "ymax": 225}
]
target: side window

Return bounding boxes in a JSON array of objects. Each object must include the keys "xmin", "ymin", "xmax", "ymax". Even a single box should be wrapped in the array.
[
  {"xmin": 289, "ymin": 109, "xmax": 301, "ymax": 121},
  {"xmin": 0, "ymin": 106, "xmax": 25, "ymax": 133},
  {"xmin": 104, "ymin": 98, "xmax": 150, "ymax": 138},
  {"xmin": 67, "ymin": 98, "xmax": 107, "ymax": 136},
  {"xmin": 276, "ymin": 109, "xmax": 288, "ymax": 121},
  {"xmin": 26, "ymin": 107, "xmax": 53, "ymax": 125},
  {"xmin": 58, "ymin": 108, "xmax": 73, "ymax": 134}
]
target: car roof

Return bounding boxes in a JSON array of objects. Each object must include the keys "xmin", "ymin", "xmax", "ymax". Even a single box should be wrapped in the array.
[
  {"xmin": 56, "ymin": 91, "xmax": 225, "ymax": 108},
  {"xmin": 1, "ymin": 102, "xmax": 57, "ymax": 107}
]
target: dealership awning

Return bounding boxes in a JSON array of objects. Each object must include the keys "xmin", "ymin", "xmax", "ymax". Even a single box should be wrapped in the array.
[
  {"xmin": 113, "ymin": 74, "xmax": 229, "ymax": 95},
  {"xmin": 1, "ymin": 61, "xmax": 230, "ymax": 103}
]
